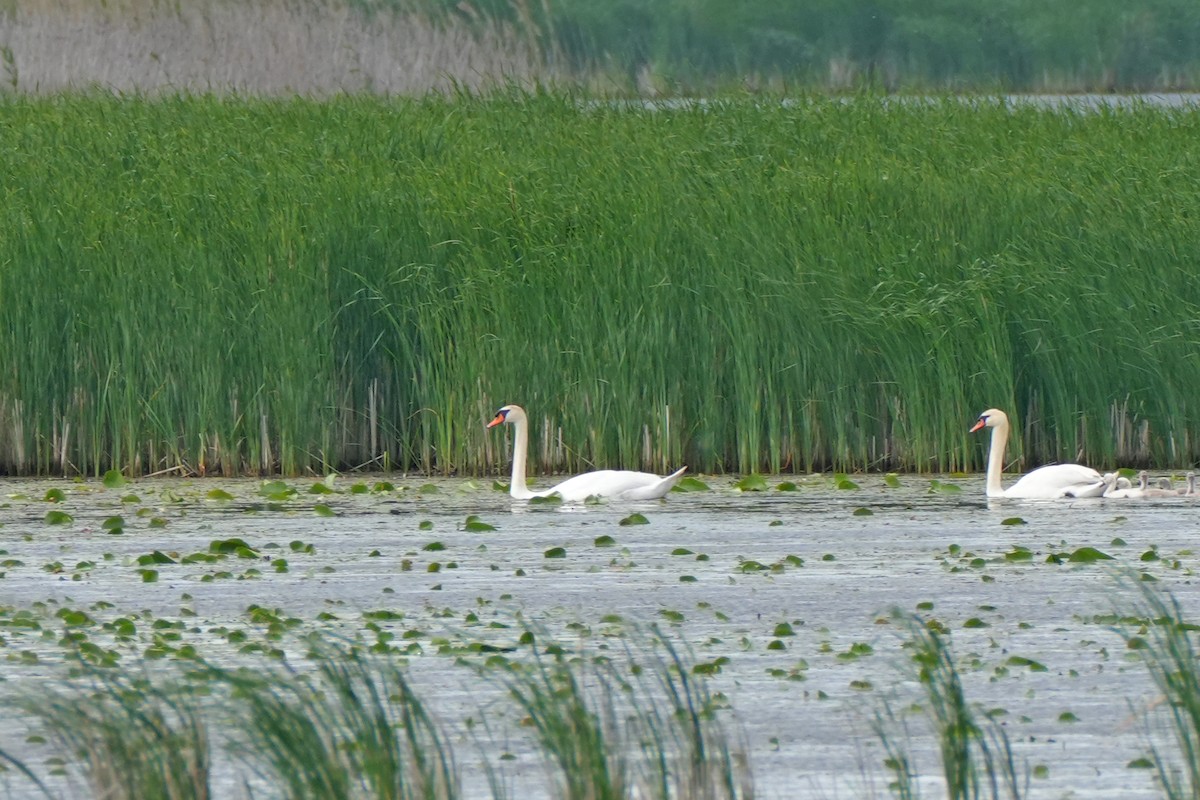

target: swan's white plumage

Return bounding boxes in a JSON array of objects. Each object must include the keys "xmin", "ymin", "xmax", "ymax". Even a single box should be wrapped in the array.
[
  {"xmin": 487, "ymin": 404, "xmax": 686, "ymax": 502},
  {"xmin": 971, "ymin": 408, "xmax": 1106, "ymax": 499}
]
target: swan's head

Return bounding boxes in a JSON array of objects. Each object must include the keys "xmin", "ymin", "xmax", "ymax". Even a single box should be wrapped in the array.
[
  {"xmin": 970, "ymin": 408, "xmax": 1008, "ymax": 433},
  {"xmin": 486, "ymin": 404, "xmax": 526, "ymax": 429}
]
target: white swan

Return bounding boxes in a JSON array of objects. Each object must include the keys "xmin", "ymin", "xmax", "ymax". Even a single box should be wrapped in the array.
[
  {"xmin": 487, "ymin": 404, "xmax": 687, "ymax": 502},
  {"xmin": 971, "ymin": 408, "xmax": 1107, "ymax": 498},
  {"xmin": 1181, "ymin": 472, "xmax": 1197, "ymax": 497},
  {"xmin": 1104, "ymin": 470, "xmax": 1146, "ymax": 499}
]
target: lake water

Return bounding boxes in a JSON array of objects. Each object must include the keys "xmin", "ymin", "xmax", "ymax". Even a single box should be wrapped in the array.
[{"xmin": 0, "ymin": 472, "xmax": 1195, "ymax": 798}]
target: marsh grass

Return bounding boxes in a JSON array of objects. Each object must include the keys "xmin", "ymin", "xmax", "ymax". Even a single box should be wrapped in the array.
[
  {"xmin": 876, "ymin": 613, "xmax": 1024, "ymax": 800},
  {"xmin": 18, "ymin": 669, "xmax": 210, "ymax": 800},
  {"xmin": 1115, "ymin": 578, "xmax": 1200, "ymax": 800},
  {"xmin": 0, "ymin": 0, "xmax": 547, "ymax": 96},
  {"xmin": 2, "ymin": 94, "xmax": 1200, "ymax": 476},
  {"xmin": 216, "ymin": 641, "xmax": 458, "ymax": 800},
  {"xmin": 499, "ymin": 626, "xmax": 750, "ymax": 799},
  {"xmin": 4, "ymin": 630, "xmax": 747, "ymax": 799}
]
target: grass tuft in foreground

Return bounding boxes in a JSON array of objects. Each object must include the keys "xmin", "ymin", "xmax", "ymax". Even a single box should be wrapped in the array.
[
  {"xmin": 215, "ymin": 640, "xmax": 458, "ymax": 800},
  {"xmin": 876, "ymin": 612, "xmax": 1024, "ymax": 800},
  {"xmin": 500, "ymin": 625, "xmax": 750, "ymax": 800},
  {"xmin": 19, "ymin": 668, "xmax": 210, "ymax": 800},
  {"xmin": 1114, "ymin": 576, "xmax": 1200, "ymax": 800}
]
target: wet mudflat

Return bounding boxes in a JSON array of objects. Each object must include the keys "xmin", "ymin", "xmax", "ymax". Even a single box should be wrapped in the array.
[{"xmin": 0, "ymin": 472, "xmax": 1195, "ymax": 798}]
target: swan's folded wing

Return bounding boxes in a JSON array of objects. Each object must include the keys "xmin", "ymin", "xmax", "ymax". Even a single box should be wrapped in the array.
[
  {"xmin": 547, "ymin": 467, "xmax": 687, "ymax": 502},
  {"xmin": 1004, "ymin": 463, "xmax": 1104, "ymax": 499}
]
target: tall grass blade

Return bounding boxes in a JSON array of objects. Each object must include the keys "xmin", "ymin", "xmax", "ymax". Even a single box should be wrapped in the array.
[
  {"xmin": 1113, "ymin": 576, "xmax": 1200, "ymax": 800},
  {"xmin": 883, "ymin": 612, "xmax": 1025, "ymax": 800},
  {"xmin": 215, "ymin": 640, "xmax": 458, "ymax": 800},
  {"xmin": 16, "ymin": 667, "xmax": 210, "ymax": 800}
]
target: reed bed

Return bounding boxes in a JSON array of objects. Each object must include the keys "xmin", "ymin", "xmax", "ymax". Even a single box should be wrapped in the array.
[
  {"xmin": 6, "ymin": 632, "xmax": 749, "ymax": 800},
  {"xmin": 2, "ymin": 93, "xmax": 1200, "ymax": 476}
]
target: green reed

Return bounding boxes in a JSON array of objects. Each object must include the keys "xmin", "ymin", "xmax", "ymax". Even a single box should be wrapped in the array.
[
  {"xmin": 2, "ymin": 92, "xmax": 1199, "ymax": 476},
  {"xmin": 1115, "ymin": 577, "xmax": 1200, "ymax": 800},
  {"xmin": 877, "ymin": 613, "xmax": 1024, "ymax": 800}
]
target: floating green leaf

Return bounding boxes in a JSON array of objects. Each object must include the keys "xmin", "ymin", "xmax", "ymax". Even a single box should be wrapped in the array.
[
  {"xmin": 1001, "ymin": 517, "xmax": 1027, "ymax": 526},
  {"xmin": 313, "ymin": 504, "xmax": 335, "ymax": 517},
  {"xmin": 1068, "ymin": 547, "xmax": 1114, "ymax": 563},
  {"xmin": 102, "ymin": 469, "xmax": 128, "ymax": 489},
  {"xmin": 619, "ymin": 513, "xmax": 649, "ymax": 526},
  {"xmin": 1006, "ymin": 655, "xmax": 1048, "ymax": 672},
  {"xmin": 852, "ymin": 507, "xmax": 873, "ymax": 516},
  {"xmin": 207, "ymin": 488, "xmax": 235, "ymax": 501},
  {"xmin": 464, "ymin": 515, "xmax": 496, "ymax": 532},
  {"xmin": 44, "ymin": 510, "xmax": 73, "ymax": 526},
  {"xmin": 543, "ymin": 546, "xmax": 566, "ymax": 559},
  {"xmin": 734, "ymin": 474, "xmax": 768, "ymax": 492},
  {"xmin": 594, "ymin": 535, "xmax": 616, "ymax": 547},
  {"xmin": 674, "ymin": 476, "xmax": 709, "ymax": 492}
]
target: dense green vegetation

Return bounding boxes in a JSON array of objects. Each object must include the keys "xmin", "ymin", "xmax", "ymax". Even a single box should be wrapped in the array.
[
  {"xmin": 2, "ymin": 92, "xmax": 1199, "ymax": 477},
  {"xmin": 400, "ymin": 0, "xmax": 1200, "ymax": 91}
]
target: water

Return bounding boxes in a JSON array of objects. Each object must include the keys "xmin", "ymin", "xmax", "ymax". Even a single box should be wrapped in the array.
[{"xmin": 0, "ymin": 473, "xmax": 1195, "ymax": 798}]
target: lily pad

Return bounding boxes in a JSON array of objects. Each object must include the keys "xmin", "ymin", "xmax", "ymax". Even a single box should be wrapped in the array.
[
  {"xmin": 734, "ymin": 475, "xmax": 768, "ymax": 492},
  {"xmin": 619, "ymin": 513, "xmax": 649, "ymax": 526},
  {"xmin": 102, "ymin": 469, "xmax": 128, "ymax": 489},
  {"xmin": 464, "ymin": 515, "xmax": 496, "ymax": 532},
  {"xmin": 1067, "ymin": 547, "xmax": 1114, "ymax": 563}
]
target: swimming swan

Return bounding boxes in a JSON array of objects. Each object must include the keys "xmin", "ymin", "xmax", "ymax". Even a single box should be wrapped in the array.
[
  {"xmin": 487, "ymin": 404, "xmax": 687, "ymax": 502},
  {"xmin": 971, "ymin": 408, "xmax": 1106, "ymax": 498}
]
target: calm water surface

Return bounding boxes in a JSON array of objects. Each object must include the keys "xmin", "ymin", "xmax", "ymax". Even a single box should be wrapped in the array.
[{"xmin": 0, "ymin": 472, "xmax": 1196, "ymax": 798}]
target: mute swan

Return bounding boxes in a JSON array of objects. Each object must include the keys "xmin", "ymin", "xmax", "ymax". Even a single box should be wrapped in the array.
[
  {"xmin": 1104, "ymin": 470, "xmax": 1147, "ymax": 499},
  {"xmin": 1180, "ymin": 472, "xmax": 1197, "ymax": 497},
  {"xmin": 487, "ymin": 404, "xmax": 687, "ymax": 502},
  {"xmin": 971, "ymin": 408, "xmax": 1106, "ymax": 498},
  {"xmin": 1141, "ymin": 471, "xmax": 1180, "ymax": 498}
]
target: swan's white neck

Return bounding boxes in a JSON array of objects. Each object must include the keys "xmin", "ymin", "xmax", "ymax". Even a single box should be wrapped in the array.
[
  {"xmin": 985, "ymin": 419, "xmax": 1008, "ymax": 498},
  {"xmin": 506, "ymin": 413, "xmax": 535, "ymax": 500}
]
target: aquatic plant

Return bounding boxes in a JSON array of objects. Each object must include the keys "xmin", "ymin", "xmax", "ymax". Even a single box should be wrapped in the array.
[
  {"xmin": 1114, "ymin": 577, "xmax": 1200, "ymax": 800},
  {"xmin": 1, "ymin": 94, "xmax": 1199, "ymax": 479},
  {"xmin": 876, "ymin": 612, "xmax": 1025, "ymax": 800}
]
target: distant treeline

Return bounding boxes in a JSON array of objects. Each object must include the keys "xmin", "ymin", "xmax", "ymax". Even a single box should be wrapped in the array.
[
  {"xmin": 405, "ymin": 0, "xmax": 1200, "ymax": 92},
  {"xmin": 0, "ymin": 0, "xmax": 1198, "ymax": 95}
]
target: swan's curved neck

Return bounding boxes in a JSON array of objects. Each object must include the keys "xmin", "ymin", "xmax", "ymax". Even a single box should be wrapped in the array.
[
  {"xmin": 507, "ymin": 415, "xmax": 535, "ymax": 500},
  {"xmin": 985, "ymin": 419, "xmax": 1008, "ymax": 497}
]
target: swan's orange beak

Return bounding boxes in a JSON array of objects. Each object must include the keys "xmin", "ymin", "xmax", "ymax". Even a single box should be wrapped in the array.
[
  {"xmin": 969, "ymin": 418, "xmax": 986, "ymax": 433},
  {"xmin": 486, "ymin": 412, "xmax": 506, "ymax": 429}
]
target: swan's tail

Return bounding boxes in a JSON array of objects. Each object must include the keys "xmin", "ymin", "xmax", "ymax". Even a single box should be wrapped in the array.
[{"xmin": 624, "ymin": 466, "xmax": 688, "ymax": 500}]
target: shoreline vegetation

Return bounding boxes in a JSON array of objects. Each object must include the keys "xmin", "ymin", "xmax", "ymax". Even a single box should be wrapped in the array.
[
  {"xmin": 3, "ymin": 93, "xmax": 1199, "ymax": 477},
  {"xmin": 0, "ymin": 0, "xmax": 1199, "ymax": 96}
]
